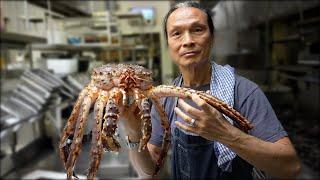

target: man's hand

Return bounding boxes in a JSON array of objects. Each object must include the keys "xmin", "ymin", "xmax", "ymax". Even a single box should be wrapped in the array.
[
  {"xmin": 174, "ymin": 94, "xmax": 240, "ymax": 142},
  {"xmin": 118, "ymin": 101, "xmax": 142, "ymax": 141},
  {"xmin": 119, "ymin": 101, "xmax": 158, "ymax": 177}
]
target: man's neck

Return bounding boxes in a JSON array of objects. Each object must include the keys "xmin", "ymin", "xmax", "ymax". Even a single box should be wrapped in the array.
[{"xmin": 179, "ymin": 61, "xmax": 212, "ymax": 88}]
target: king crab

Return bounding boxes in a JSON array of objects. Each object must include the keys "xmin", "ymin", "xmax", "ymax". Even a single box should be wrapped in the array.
[{"xmin": 59, "ymin": 63, "xmax": 253, "ymax": 179}]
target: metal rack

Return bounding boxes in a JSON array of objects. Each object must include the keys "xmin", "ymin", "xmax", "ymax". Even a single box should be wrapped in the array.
[
  {"xmin": 30, "ymin": 43, "xmax": 149, "ymax": 64},
  {"xmin": 0, "ymin": 32, "xmax": 46, "ymax": 48},
  {"xmin": 28, "ymin": 0, "xmax": 91, "ymax": 17},
  {"xmin": 31, "ymin": 43, "xmax": 146, "ymax": 51},
  {"xmin": 3, "ymin": 69, "xmax": 72, "ymax": 114},
  {"xmin": 0, "ymin": 68, "xmax": 78, "ymax": 177}
]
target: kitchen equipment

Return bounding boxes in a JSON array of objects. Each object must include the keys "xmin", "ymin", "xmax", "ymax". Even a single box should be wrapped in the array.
[
  {"xmin": 46, "ymin": 58, "xmax": 78, "ymax": 75},
  {"xmin": 0, "ymin": 68, "xmax": 76, "ymax": 129}
]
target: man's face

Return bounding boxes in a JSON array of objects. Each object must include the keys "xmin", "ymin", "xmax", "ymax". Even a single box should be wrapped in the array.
[{"xmin": 166, "ymin": 7, "xmax": 213, "ymax": 68}]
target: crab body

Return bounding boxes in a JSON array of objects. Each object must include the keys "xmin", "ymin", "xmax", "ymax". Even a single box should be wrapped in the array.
[{"xmin": 59, "ymin": 64, "xmax": 253, "ymax": 179}]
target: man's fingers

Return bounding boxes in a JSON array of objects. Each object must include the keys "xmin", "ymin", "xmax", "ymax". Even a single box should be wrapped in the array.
[
  {"xmin": 190, "ymin": 94, "xmax": 212, "ymax": 112},
  {"xmin": 174, "ymin": 107, "xmax": 195, "ymax": 125},
  {"xmin": 178, "ymin": 99, "xmax": 202, "ymax": 116},
  {"xmin": 174, "ymin": 121, "xmax": 196, "ymax": 134}
]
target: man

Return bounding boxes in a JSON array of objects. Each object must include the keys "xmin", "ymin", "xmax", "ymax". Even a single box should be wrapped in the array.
[{"xmin": 120, "ymin": 1, "xmax": 301, "ymax": 179}]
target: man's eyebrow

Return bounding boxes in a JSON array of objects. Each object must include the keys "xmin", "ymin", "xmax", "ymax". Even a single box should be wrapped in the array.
[
  {"xmin": 169, "ymin": 21, "xmax": 207, "ymax": 30},
  {"xmin": 190, "ymin": 22, "xmax": 207, "ymax": 27}
]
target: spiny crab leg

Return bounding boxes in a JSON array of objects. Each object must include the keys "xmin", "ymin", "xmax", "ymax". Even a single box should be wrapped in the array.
[
  {"xmin": 66, "ymin": 90, "xmax": 99, "ymax": 180},
  {"xmin": 197, "ymin": 90, "xmax": 252, "ymax": 132},
  {"xmin": 59, "ymin": 86, "xmax": 89, "ymax": 168},
  {"xmin": 148, "ymin": 85, "xmax": 253, "ymax": 133},
  {"xmin": 87, "ymin": 91, "xmax": 108, "ymax": 180},
  {"xmin": 138, "ymin": 98, "xmax": 152, "ymax": 152},
  {"xmin": 101, "ymin": 89, "xmax": 122, "ymax": 152},
  {"xmin": 132, "ymin": 88, "xmax": 152, "ymax": 152},
  {"xmin": 59, "ymin": 63, "xmax": 254, "ymax": 179},
  {"xmin": 149, "ymin": 97, "xmax": 171, "ymax": 177}
]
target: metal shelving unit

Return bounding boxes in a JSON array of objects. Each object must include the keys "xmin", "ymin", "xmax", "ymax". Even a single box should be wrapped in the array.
[
  {"xmin": 0, "ymin": 31, "xmax": 47, "ymax": 71},
  {"xmin": 1, "ymin": 5, "xmax": 73, "ymax": 175},
  {"xmin": 31, "ymin": 43, "xmax": 147, "ymax": 51},
  {"xmin": 30, "ymin": 43, "xmax": 149, "ymax": 64},
  {"xmin": 0, "ymin": 31, "xmax": 46, "ymax": 48},
  {"xmin": 28, "ymin": 0, "xmax": 91, "ymax": 17},
  {"xmin": 0, "ymin": 68, "xmax": 77, "ymax": 177},
  {"xmin": 31, "ymin": 43, "xmax": 121, "ymax": 51}
]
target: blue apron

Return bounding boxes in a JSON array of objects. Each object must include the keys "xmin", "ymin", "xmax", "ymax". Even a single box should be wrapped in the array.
[
  {"xmin": 170, "ymin": 76, "xmax": 253, "ymax": 179},
  {"xmin": 171, "ymin": 127, "xmax": 253, "ymax": 179}
]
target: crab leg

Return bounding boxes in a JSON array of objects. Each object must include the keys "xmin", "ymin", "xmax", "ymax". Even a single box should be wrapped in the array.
[
  {"xmin": 132, "ymin": 89, "xmax": 152, "ymax": 151},
  {"xmin": 65, "ymin": 90, "xmax": 98, "ymax": 180},
  {"xmin": 149, "ymin": 85, "xmax": 253, "ymax": 132},
  {"xmin": 101, "ymin": 89, "xmax": 122, "ymax": 151},
  {"xmin": 149, "ymin": 97, "xmax": 171, "ymax": 177},
  {"xmin": 87, "ymin": 91, "xmax": 108, "ymax": 179},
  {"xmin": 197, "ymin": 91, "xmax": 252, "ymax": 132},
  {"xmin": 138, "ymin": 98, "xmax": 152, "ymax": 152},
  {"xmin": 59, "ymin": 85, "xmax": 90, "ymax": 168}
]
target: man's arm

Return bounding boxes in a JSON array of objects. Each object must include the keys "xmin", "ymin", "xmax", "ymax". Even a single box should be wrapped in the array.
[
  {"xmin": 174, "ymin": 94, "xmax": 301, "ymax": 178},
  {"xmin": 219, "ymin": 123, "xmax": 301, "ymax": 178},
  {"xmin": 120, "ymin": 104, "xmax": 161, "ymax": 178},
  {"xmin": 126, "ymin": 132, "xmax": 160, "ymax": 177}
]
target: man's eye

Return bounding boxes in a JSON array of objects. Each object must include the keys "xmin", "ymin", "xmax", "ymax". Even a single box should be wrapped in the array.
[
  {"xmin": 195, "ymin": 27, "xmax": 203, "ymax": 32},
  {"xmin": 172, "ymin": 31, "xmax": 180, "ymax": 37}
]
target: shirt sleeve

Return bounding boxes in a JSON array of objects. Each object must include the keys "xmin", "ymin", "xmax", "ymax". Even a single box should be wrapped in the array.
[
  {"xmin": 240, "ymin": 87, "xmax": 288, "ymax": 142},
  {"xmin": 148, "ymin": 99, "xmax": 165, "ymax": 147},
  {"xmin": 148, "ymin": 76, "xmax": 182, "ymax": 147}
]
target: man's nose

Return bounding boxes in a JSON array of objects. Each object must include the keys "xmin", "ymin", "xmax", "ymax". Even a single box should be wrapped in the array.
[{"xmin": 182, "ymin": 32, "xmax": 195, "ymax": 47}]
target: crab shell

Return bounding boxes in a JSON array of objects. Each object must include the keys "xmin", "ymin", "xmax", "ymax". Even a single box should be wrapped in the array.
[{"xmin": 59, "ymin": 63, "xmax": 253, "ymax": 179}]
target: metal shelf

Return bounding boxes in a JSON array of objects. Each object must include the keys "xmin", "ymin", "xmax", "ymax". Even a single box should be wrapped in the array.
[
  {"xmin": 270, "ymin": 28, "xmax": 317, "ymax": 44},
  {"xmin": 31, "ymin": 43, "xmax": 120, "ymax": 51},
  {"xmin": 298, "ymin": 60, "xmax": 320, "ymax": 66},
  {"xmin": 271, "ymin": 35, "xmax": 301, "ymax": 44},
  {"xmin": 115, "ymin": 12, "xmax": 143, "ymax": 19},
  {"xmin": 28, "ymin": 0, "xmax": 90, "ymax": 17},
  {"xmin": 0, "ymin": 32, "xmax": 46, "ymax": 44},
  {"xmin": 0, "ymin": 113, "xmax": 43, "ymax": 136},
  {"xmin": 279, "ymin": 73, "xmax": 320, "ymax": 84},
  {"xmin": 0, "ymin": 31, "xmax": 47, "ymax": 49},
  {"xmin": 0, "ymin": 97, "xmax": 74, "ymax": 135},
  {"xmin": 275, "ymin": 65, "xmax": 306, "ymax": 72},
  {"xmin": 31, "ymin": 44, "xmax": 147, "ymax": 51},
  {"xmin": 296, "ymin": 17, "xmax": 320, "ymax": 27},
  {"xmin": 274, "ymin": 65, "xmax": 318, "ymax": 74}
]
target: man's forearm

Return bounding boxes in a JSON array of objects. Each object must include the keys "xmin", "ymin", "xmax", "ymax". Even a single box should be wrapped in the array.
[
  {"xmin": 129, "ymin": 147, "xmax": 155, "ymax": 177},
  {"xmin": 126, "ymin": 131, "xmax": 155, "ymax": 177},
  {"xmin": 120, "ymin": 111, "xmax": 157, "ymax": 177},
  {"xmin": 221, "ymin": 125, "xmax": 301, "ymax": 178}
]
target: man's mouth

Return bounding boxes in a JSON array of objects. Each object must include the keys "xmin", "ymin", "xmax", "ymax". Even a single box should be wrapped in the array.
[{"xmin": 181, "ymin": 51, "xmax": 200, "ymax": 57}]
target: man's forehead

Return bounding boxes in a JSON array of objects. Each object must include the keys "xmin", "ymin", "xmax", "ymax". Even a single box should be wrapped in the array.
[{"xmin": 167, "ymin": 7, "xmax": 207, "ymax": 25}]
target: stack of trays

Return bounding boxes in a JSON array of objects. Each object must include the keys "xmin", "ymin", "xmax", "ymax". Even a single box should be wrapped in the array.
[{"xmin": 0, "ymin": 69, "xmax": 76, "ymax": 130}]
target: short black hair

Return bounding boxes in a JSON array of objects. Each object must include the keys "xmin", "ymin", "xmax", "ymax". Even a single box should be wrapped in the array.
[{"xmin": 163, "ymin": 1, "xmax": 215, "ymax": 43}]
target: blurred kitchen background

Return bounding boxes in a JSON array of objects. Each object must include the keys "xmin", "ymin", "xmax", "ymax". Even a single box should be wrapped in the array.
[{"xmin": 0, "ymin": 0, "xmax": 319, "ymax": 179}]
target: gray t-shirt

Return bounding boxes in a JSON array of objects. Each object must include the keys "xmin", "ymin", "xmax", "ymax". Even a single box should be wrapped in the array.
[{"xmin": 149, "ymin": 74, "xmax": 287, "ymax": 146}]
